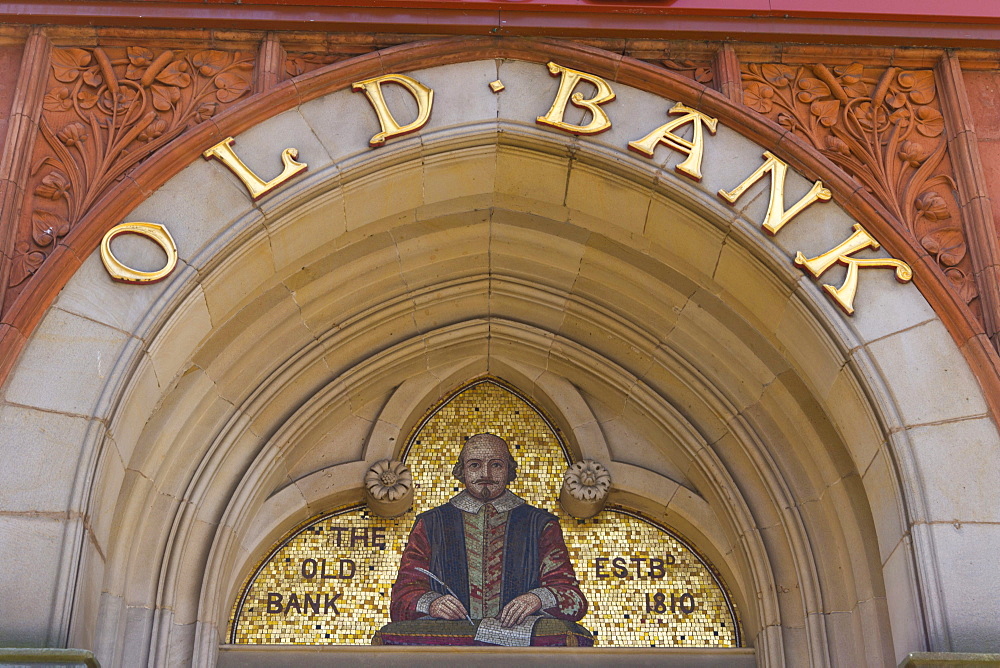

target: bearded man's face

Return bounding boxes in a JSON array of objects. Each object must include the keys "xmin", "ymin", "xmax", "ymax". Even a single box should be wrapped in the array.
[{"xmin": 462, "ymin": 439, "xmax": 510, "ymax": 501}]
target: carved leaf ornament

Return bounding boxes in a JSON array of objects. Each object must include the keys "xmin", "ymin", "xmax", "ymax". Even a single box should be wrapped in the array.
[
  {"xmin": 11, "ymin": 46, "xmax": 253, "ymax": 287},
  {"xmin": 658, "ymin": 59, "xmax": 714, "ymax": 85},
  {"xmin": 285, "ymin": 52, "xmax": 345, "ymax": 78},
  {"xmin": 742, "ymin": 62, "xmax": 975, "ymax": 306}
]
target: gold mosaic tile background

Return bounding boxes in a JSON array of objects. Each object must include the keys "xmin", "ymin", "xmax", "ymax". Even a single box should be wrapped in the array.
[{"xmin": 231, "ymin": 379, "xmax": 739, "ymax": 647}]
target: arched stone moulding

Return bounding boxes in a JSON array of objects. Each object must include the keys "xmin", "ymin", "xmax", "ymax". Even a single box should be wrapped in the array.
[
  {"xmin": 1, "ymin": 37, "xmax": 995, "ymax": 414},
  {"xmin": 0, "ymin": 42, "xmax": 997, "ymax": 668}
]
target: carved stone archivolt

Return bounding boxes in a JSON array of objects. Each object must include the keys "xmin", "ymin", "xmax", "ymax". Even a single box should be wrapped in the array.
[
  {"xmin": 11, "ymin": 46, "xmax": 253, "ymax": 290},
  {"xmin": 741, "ymin": 62, "xmax": 978, "ymax": 311}
]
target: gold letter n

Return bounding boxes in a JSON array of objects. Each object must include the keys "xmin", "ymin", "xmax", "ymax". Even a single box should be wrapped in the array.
[
  {"xmin": 795, "ymin": 223, "xmax": 913, "ymax": 315},
  {"xmin": 719, "ymin": 151, "xmax": 831, "ymax": 235}
]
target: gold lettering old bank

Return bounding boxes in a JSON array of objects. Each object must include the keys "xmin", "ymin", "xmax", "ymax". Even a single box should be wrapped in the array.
[{"xmin": 100, "ymin": 61, "xmax": 912, "ymax": 316}]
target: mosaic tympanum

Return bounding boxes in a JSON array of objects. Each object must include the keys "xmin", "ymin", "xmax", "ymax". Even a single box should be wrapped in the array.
[{"xmin": 230, "ymin": 378, "xmax": 740, "ymax": 648}]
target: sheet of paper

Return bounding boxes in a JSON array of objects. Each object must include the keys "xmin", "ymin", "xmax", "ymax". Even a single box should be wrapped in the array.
[{"xmin": 474, "ymin": 615, "xmax": 542, "ymax": 647}]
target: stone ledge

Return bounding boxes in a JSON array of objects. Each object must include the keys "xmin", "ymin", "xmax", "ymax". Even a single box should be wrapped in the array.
[
  {"xmin": 0, "ymin": 648, "xmax": 99, "ymax": 667},
  {"xmin": 899, "ymin": 652, "xmax": 1000, "ymax": 668},
  {"xmin": 218, "ymin": 645, "xmax": 755, "ymax": 667}
]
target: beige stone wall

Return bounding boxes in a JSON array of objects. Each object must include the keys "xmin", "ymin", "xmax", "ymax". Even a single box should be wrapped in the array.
[{"xmin": 1, "ymin": 60, "xmax": 998, "ymax": 666}]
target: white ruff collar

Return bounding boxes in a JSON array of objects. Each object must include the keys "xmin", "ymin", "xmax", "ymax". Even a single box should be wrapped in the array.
[{"xmin": 450, "ymin": 489, "xmax": 524, "ymax": 514}]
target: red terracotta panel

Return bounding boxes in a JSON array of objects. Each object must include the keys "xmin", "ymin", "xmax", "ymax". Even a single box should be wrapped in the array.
[
  {"xmin": 290, "ymin": 49, "xmax": 383, "ymax": 102},
  {"xmin": 378, "ymin": 36, "xmax": 503, "ymax": 74},
  {"xmin": 27, "ymin": 0, "xmax": 1000, "ymax": 23},
  {"xmin": 975, "ymin": 139, "xmax": 1000, "ymax": 237},
  {"xmin": 769, "ymin": 0, "xmax": 1000, "ymax": 23},
  {"xmin": 0, "ymin": 323, "xmax": 26, "ymax": 385},
  {"xmin": 0, "ymin": 44, "xmax": 26, "ymax": 161},
  {"xmin": 963, "ymin": 71, "xmax": 1000, "ymax": 143},
  {"xmin": 963, "ymin": 72, "xmax": 1000, "ymax": 235}
]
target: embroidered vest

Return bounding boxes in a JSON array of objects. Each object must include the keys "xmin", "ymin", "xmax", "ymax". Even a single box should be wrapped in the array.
[{"xmin": 420, "ymin": 501, "xmax": 554, "ymax": 615}]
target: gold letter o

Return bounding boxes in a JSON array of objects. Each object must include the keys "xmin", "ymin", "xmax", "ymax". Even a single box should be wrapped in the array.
[{"xmin": 100, "ymin": 222, "xmax": 178, "ymax": 284}]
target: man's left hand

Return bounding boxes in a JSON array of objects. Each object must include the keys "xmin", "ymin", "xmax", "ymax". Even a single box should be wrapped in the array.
[{"xmin": 498, "ymin": 592, "xmax": 542, "ymax": 627}]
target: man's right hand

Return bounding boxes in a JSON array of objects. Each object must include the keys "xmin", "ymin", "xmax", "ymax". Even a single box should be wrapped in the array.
[{"xmin": 428, "ymin": 594, "xmax": 469, "ymax": 620}]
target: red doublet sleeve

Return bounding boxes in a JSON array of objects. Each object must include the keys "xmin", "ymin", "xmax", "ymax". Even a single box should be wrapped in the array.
[
  {"xmin": 537, "ymin": 520, "xmax": 588, "ymax": 621},
  {"xmin": 390, "ymin": 518, "xmax": 435, "ymax": 621}
]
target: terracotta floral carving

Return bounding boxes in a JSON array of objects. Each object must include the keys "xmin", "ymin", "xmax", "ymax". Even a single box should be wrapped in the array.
[
  {"xmin": 10, "ymin": 46, "xmax": 253, "ymax": 288},
  {"xmin": 285, "ymin": 52, "xmax": 346, "ymax": 78},
  {"xmin": 741, "ymin": 62, "xmax": 976, "ymax": 307},
  {"xmin": 653, "ymin": 59, "xmax": 715, "ymax": 85}
]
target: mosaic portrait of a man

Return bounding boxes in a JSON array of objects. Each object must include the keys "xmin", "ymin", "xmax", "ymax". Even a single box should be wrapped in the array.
[{"xmin": 385, "ymin": 433, "xmax": 590, "ymax": 646}]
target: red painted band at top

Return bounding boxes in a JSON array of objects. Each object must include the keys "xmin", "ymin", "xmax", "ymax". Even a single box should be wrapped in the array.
[
  {"xmin": 5, "ymin": 0, "xmax": 1000, "ymax": 48},
  {"xmin": 20, "ymin": 0, "xmax": 1000, "ymax": 23}
]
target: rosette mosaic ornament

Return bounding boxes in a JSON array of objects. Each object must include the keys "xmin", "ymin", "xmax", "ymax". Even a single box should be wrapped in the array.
[
  {"xmin": 364, "ymin": 459, "xmax": 414, "ymax": 517},
  {"xmin": 559, "ymin": 460, "xmax": 612, "ymax": 519}
]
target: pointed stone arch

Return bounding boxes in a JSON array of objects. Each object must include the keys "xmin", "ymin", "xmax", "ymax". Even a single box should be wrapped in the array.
[{"xmin": 1, "ymin": 39, "xmax": 997, "ymax": 668}]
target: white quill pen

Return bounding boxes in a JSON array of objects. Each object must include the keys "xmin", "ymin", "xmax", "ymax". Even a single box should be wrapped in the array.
[{"xmin": 415, "ymin": 567, "xmax": 475, "ymax": 625}]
